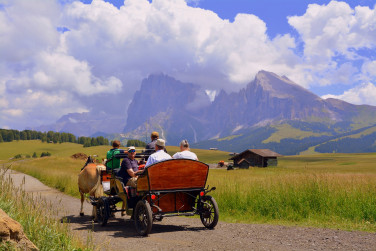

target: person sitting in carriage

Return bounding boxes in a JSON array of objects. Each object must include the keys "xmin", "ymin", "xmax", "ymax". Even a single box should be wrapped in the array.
[
  {"xmin": 106, "ymin": 140, "xmax": 125, "ymax": 174},
  {"xmin": 145, "ymin": 139, "xmax": 171, "ymax": 167},
  {"xmin": 117, "ymin": 146, "xmax": 143, "ymax": 188}
]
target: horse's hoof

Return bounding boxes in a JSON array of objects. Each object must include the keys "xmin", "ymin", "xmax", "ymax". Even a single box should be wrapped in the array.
[{"xmin": 80, "ymin": 212, "xmax": 84, "ymax": 216}]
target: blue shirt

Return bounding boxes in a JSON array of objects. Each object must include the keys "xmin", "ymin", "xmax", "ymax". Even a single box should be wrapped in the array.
[{"xmin": 118, "ymin": 157, "xmax": 138, "ymax": 184}]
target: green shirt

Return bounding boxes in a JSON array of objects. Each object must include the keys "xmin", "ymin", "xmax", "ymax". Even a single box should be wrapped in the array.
[{"xmin": 106, "ymin": 148, "xmax": 124, "ymax": 170}]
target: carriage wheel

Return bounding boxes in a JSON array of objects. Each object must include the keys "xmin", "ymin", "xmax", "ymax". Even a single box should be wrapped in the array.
[
  {"xmin": 97, "ymin": 197, "xmax": 108, "ymax": 226},
  {"xmin": 134, "ymin": 200, "xmax": 153, "ymax": 236},
  {"xmin": 199, "ymin": 195, "xmax": 219, "ymax": 229}
]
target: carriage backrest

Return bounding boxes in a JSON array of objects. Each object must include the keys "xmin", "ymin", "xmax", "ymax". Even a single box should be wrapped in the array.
[{"xmin": 141, "ymin": 159, "xmax": 209, "ymax": 191}]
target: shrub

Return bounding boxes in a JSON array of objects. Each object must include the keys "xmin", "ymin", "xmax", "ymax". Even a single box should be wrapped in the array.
[
  {"xmin": 13, "ymin": 154, "xmax": 22, "ymax": 159},
  {"xmin": 40, "ymin": 152, "xmax": 51, "ymax": 157}
]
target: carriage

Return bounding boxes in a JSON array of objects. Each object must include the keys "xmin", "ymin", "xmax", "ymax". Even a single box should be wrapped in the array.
[{"xmin": 91, "ymin": 157, "xmax": 219, "ymax": 236}]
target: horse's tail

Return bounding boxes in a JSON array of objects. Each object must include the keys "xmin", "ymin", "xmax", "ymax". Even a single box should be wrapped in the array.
[{"xmin": 88, "ymin": 165, "xmax": 103, "ymax": 198}]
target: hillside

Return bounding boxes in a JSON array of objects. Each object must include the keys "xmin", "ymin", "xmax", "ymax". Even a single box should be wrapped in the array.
[{"xmin": 192, "ymin": 122, "xmax": 376, "ymax": 155}]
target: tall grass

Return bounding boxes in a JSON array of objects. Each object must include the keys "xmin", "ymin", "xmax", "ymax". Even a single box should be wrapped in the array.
[
  {"xmin": 0, "ymin": 165, "xmax": 93, "ymax": 250},
  {"xmin": 10, "ymin": 157, "xmax": 83, "ymax": 198},
  {"xmin": 208, "ymin": 168, "xmax": 376, "ymax": 231}
]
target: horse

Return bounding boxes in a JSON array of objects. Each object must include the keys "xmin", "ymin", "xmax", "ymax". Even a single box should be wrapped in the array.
[{"xmin": 78, "ymin": 158, "xmax": 105, "ymax": 219}]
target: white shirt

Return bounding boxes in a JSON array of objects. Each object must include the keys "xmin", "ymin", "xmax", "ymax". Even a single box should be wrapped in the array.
[
  {"xmin": 145, "ymin": 149, "xmax": 172, "ymax": 167},
  {"xmin": 172, "ymin": 150, "xmax": 198, "ymax": 160}
]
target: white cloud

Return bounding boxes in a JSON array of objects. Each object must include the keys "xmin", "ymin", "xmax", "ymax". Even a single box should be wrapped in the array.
[
  {"xmin": 1, "ymin": 0, "xmax": 376, "ymax": 130},
  {"xmin": 322, "ymin": 82, "xmax": 376, "ymax": 105},
  {"xmin": 60, "ymin": 0, "xmax": 300, "ymax": 91},
  {"xmin": 360, "ymin": 60, "xmax": 376, "ymax": 82},
  {"xmin": 288, "ymin": 1, "xmax": 376, "ymax": 86}
]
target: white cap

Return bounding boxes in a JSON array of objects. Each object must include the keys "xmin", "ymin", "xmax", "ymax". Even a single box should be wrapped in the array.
[{"xmin": 156, "ymin": 139, "xmax": 165, "ymax": 147}]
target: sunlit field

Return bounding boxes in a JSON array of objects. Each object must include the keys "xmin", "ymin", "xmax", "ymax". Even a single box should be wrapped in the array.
[
  {"xmin": 208, "ymin": 153, "xmax": 376, "ymax": 231},
  {"xmin": 3, "ymin": 141, "xmax": 376, "ymax": 231}
]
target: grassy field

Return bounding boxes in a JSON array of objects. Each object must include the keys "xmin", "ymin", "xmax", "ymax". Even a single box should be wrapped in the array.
[
  {"xmin": 0, "ymin": 140, "xmax": 229, "ymax": 164},
  {"xmin": 2, "ymin": 140, "xmax": 376, "ymax": 232},
  {"xmin": 209, "ymin": 153, "xmax": 376, "ymax": 231}
]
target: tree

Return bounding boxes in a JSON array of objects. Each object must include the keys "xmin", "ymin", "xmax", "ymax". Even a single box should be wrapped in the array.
[
  {"xmin": 127, "ymin": 139, "xmax": 146, "ymax": 147},
  {"xmin": 91, "ymin": 137, "xmax": 98, "ymax": 146},
  {"xmin": 20, "ymin": 131, "xmax": 27, "ymax": 140},
  {"xmin": 32, "ymin": 152, "xmax": 37, "ymax": 158},
  {"xmin": 7, "ymin": 131, "xmax": 14, "ymax": 142}
]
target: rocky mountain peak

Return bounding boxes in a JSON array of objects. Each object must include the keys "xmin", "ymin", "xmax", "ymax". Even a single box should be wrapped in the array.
[
  {"xmin": 252, "ymin": 70, "xmax": 319, "ymax": 100},
  {"xmin": 124, "ymin": 73, "xmax": 210, "ymax": 133}
]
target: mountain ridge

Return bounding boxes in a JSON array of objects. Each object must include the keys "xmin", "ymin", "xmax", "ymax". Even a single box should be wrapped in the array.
[{"xmin": 34, "ymin": 70, "xmax": 376, "ymax": 154}]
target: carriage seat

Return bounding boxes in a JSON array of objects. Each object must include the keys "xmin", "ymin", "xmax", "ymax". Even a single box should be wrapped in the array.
[{"xmin": 114, "ymin": 176, "xmax": 137, "ymax": 198}]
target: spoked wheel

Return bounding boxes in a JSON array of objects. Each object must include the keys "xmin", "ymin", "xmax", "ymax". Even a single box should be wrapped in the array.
[
  {"xmin": 134, "ymin": 200, "xmax": 153, "ymax": 236},
  {"xmin": 199, "ymin": 195, "xmax": 219, "ymax": 229},
  {"xmin": 97, "ymin": 197, "xmax": 109, "ymax": 226}
]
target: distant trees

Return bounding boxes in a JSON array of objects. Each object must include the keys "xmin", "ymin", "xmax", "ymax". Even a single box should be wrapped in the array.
[
  {"xmin": 0, "ymin": 129, "xmax": 110, "ymax": 147},
  {"xmin": 127, "ymin": 139, "xmax": 146, "ymax": 147},
  {"xmin": 77, "ymin": 136, "xmax": 109, "ymax": 147}
]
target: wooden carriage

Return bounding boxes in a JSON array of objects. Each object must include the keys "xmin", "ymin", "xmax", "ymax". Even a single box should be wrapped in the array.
[{"xmin": 94, "ymin": 158, "xmax": 219, "ymax": 236}]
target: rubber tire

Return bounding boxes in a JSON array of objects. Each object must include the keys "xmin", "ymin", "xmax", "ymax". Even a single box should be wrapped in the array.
[
  {"xmin": 199, "ymin": 195, "xmax": 219, "ymax": 229},
  {"xmin": 134, "ymin": 200, "xmax": 153, "ymax": 236},
  {"xmin": 97, "ymin": 197, "xmax": 108, "ymax": 226}
]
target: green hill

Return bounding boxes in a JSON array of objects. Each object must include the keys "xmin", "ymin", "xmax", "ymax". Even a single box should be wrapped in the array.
[{"xmin": 192, "ymin": 121, "xmax": 376, "ymax": 155}]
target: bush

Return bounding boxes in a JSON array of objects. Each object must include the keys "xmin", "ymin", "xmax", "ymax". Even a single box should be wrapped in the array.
[
  {"xmin": 13, "ymin": 154, "xmax": 22, "ymax": 159},
  {"xmin": 40, "ymin": 152, "xmax": 51, "ymax": 157}
]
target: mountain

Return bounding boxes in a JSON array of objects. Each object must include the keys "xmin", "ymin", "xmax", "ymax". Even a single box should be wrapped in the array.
[
  {"xmin": 35, "ymin": 70, "xmax": 376, "ymax": 154},
  {"xmin": 35, "ymin": 112, "xmax": 126, "ymax": 137},
  {"xmin": 124, "ymin": 71, "xmax": 376, "ymax": 154},
  {"xmin": 123, "ymin": 74, "xmax": 210, "ymax": 143}
]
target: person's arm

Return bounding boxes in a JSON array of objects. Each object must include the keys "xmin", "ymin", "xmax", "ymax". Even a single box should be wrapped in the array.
[{"xmin": 127, "ymin": 168, "xmax": 137, "ymax": 177}]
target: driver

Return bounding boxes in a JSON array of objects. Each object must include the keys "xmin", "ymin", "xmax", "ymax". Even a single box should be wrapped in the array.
[{"xmin": 117, "ymin": 146, "xmax": 143, "ymax": 188}]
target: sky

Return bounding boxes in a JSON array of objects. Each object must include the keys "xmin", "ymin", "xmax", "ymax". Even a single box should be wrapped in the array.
[{"xmin": 1, "ymin": 0, "xmax": 376, "ymax": 130}]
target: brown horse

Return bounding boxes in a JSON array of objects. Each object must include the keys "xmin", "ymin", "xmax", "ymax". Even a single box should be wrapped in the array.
[{"xmin": 78, "ymin": 162, "xmax": 105, "ymax": 218}]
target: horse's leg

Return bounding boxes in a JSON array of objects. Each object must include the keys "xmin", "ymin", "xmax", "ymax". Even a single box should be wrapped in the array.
[
  {"xmin": 80, "ymin": 192, "xmax": 84, "ymax": 216},
  {"xmin": 92, "ymin": 205, "xmax": 97, "ymax": 221},
  {"xmin": 121, "ymin": 200, "xmax": 126, "ymax": 216}
]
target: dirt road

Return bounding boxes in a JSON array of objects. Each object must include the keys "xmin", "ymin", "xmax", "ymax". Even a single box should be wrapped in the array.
[{"xmin": 6, "ymin": 170, "xmax": 376, "ymax": 250}]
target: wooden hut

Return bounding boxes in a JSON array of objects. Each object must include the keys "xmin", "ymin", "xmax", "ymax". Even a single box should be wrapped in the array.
[{"xmin": 229, "ymin": 149, "xmax": 282, "ymax": 168}]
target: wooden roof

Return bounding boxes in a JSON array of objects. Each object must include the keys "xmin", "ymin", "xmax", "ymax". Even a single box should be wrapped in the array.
[
  {"xmin": 229, "ymin": 149, "xmax": 282, "ymax": 160},
  {"xmin": 238, "ymin": 158, "xmax": 250, "ymax": 164}
]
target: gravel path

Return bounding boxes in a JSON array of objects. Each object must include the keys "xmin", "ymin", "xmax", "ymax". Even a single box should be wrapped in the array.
[{"xmin": 6, "ymin": 170, "xmax": 376, "ymax": 251}]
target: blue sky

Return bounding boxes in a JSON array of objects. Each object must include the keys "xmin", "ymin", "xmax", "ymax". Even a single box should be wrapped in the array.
[{"xmin": 1, "ymin": 0, "xmax": 376, "ymax": 130}]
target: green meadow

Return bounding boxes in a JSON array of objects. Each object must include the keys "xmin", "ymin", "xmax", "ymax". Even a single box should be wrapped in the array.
[{"xmin": 2, "ymin": 140, "xmax": 376, "ymax": 232}]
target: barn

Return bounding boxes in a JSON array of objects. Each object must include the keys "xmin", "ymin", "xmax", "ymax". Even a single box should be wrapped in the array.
[{"xmin": 229, "ymin": 149, "xmax": 282, "ymax": 168}]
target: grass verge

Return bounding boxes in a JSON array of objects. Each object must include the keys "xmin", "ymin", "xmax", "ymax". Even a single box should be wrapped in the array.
[{"xmin": 0, "ymin": 164, "xmax": 93, "ymax": 251}]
